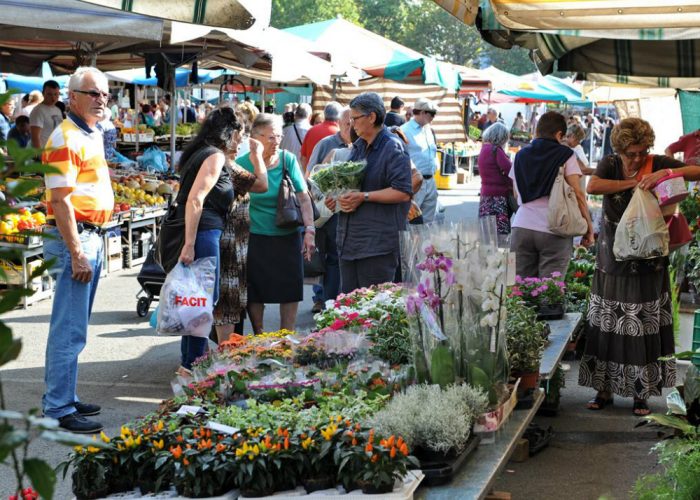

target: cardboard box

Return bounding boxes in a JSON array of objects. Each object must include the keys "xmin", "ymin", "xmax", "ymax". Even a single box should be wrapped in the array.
[
  {"xmin": 107, "ymin": 253, "xmax": 123, "ymax": 273},
  {"xmin": 0, "ymin": 259, "xmax": 44, "ymax": 286}
]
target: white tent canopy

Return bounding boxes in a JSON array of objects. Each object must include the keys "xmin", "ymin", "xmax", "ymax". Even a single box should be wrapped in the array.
[{"xmin": 0, "ymin": 0, "xmax": 164, "ymax": 42}]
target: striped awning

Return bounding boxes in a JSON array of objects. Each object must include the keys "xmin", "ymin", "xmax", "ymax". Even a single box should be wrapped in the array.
[
  {"xmin": 77, "ymin": 0, "xmax": 257, "ymax": 30},
  {"xmin": 313, "ymin": 77, "xmax": 467, "ymax": 143},
  {"xmin": 431, "ymin": 0, "xmax": 478, "ymax": 26},
  {"xmin": 486, "ymin": 0, "xmax": 700, "ymax": 31},
  {"xmin": 434, "ymin": 0, "xmax": 700, "ymax": 79},
  {"xmin": 581, "ymin": 73, "xmax": 700, "ymax": 89}
]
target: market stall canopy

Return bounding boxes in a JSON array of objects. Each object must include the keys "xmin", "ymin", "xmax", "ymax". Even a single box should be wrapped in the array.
[
  {"xmin": 105, "ymin": 67, "xmax": 230, "ymax": 86},
  {"xmin": 433, "ymin": 0, "xmax": 700, "ymax": 78},
  {"xmin": 169, "ymin": 21, "xmax": 333, "ymax": 85},
  {"xmin": 583, "ymin": 84, "xmax": 678, "ymax": 103},
  {"xmin": 76, "ymin": 0, "xmax": 257, "ymax": 30},
  {"xmin": 283, "ymin": 18, "xmax": 461, "ymax": 90},
  {"xmin": 581, "ymin": 73, "xmax": 700, "ymax": 89},
  {"xmin": 313, "ymin": 77, "xmax": 467, "ymax": 143}
]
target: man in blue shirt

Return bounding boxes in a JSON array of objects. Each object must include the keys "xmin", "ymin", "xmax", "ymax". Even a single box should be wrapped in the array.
[
  {"xmin": 326, "ymin": 92, "xmax": 412, "ymax": 293},
  {"xmin": 7, "ymin": 115, "xmax": 31, "ymax": 148},
  {"xmin": 401, "ymin": 98, "xmax": 439, "ymax": 223}
]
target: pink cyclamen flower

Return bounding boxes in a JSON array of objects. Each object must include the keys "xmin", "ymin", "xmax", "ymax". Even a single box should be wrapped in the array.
[{"xmin": 551, "ymin": 271, "xmax": 562, "ymax": 278}]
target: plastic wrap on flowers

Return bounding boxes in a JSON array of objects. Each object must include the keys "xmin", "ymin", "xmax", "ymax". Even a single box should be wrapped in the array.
[
  {"xmin": 309, "ymin": 160, "xmax": 367, "ymax": 212},
  {"xmin": 400, "ymin": 218, "xmax": 511, "ymax": 403}
]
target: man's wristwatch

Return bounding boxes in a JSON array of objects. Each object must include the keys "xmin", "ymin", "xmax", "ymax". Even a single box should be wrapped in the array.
[
  {"xmin": 363, "ymin": 192, "xmax": 369, "ymax": 202},
  {"xmin": 304, "ymin": 225, "xmax": 316, "ymax": 234}
]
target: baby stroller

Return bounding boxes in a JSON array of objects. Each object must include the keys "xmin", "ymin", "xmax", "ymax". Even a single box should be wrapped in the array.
[{"xmin": 136, "ymin": 248, "xmax": 166, "ymax": 317}]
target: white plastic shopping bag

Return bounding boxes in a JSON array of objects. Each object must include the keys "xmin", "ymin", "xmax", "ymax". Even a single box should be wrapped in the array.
[
  {"xmin": 157, "ymin": 257, "xmax": 216, "ymax": 337},
  {"xmin": 613, "ymin": 188, "xmax": 669, "ymax": 261}
]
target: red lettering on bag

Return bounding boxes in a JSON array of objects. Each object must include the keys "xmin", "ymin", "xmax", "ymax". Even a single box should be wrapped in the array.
[{"xmin": 174, "ymin": 296, "xmax": 207, "ymax": 307}]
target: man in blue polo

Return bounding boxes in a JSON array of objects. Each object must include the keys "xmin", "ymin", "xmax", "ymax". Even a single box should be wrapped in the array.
[{"xmin": 401, "ymin": 98, "xmax": 439, "ymax": 223}]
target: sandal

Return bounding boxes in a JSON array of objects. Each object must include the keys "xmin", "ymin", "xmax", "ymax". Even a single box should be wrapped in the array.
[
  {"xmin": 587, "ymin": 395, "xmax": 613, "ymax": 410},
  {"xmin": 633, "ymin": 399, "xmax": 651, "ymax": 416}
]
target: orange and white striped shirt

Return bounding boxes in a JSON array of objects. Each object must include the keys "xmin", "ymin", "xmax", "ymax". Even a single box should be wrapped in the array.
[{"xmin": 43, "ymin": 114, "xmax": 114, "ymax": 226}]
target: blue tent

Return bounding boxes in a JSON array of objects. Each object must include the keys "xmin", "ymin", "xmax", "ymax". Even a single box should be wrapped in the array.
[{"xmin": 105, "ymin": 67, "xmax": 233, "ymax": 87}]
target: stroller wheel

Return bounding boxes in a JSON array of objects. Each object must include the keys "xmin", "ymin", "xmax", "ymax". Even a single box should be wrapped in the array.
[{"xmin": 137, "ymin": 296, "xmax": 151, "ymax": 317}]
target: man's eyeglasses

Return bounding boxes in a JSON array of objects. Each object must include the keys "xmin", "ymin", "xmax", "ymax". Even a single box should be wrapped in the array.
[
  {"xmin": 73, "ymin": 89, "xmax": 110, "ymax": 101},
  {"xmin": 423, "ymin": 110, "xmax": 436, "ymax": 117},
  {"xmin": 622, "ymin": 150, "xmax": 649, "ymax": 159},
  {"xmin": 350, "ymin": 114, "xmax": 368, "ymax": 123}
]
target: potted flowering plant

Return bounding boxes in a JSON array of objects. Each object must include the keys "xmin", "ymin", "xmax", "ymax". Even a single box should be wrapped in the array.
[
  {"xmin": 232, "ymin": 429, "xmax": 281, "ymax": 497},
  {"xmin": 131, "ymin": 420, "xmax": 173, "ymax": 494},
  {"xmin": 354, "ymin": 429, "xmax": 419, "ymax": 494},
  {"xmin": 298, "ymin": 421, "xmax": 341, "ymax": 492},
  {"xmin": 511, "ymin": 273, "xmax": 567, "ymax": 319},
  {"xmin": 57, "ymin": 440, "xmax": 112, "ymax": 500},
  {"xmin": 170, "ymin": 426, "xmax": 238, "ymax": 498}
]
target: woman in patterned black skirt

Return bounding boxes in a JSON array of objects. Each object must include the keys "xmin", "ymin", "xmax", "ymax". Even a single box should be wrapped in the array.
[
  {"xmin": 213, "ymin": 136, "xmax": 267, "ymax": 343},
  {"xmin": 578, "ymin": 118, "xmax": 700, "ymax": 415}
]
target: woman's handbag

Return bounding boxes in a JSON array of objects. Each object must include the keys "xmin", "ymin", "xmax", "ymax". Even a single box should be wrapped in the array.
[
  {"xmin": 303, "ymin": 229, "xmax": 326, "ymax": 278},
  {"xmin": 547, "ymin": 165, "xmax": 588, "ymax": 237},
  {"xmin": 275, "ymin": 153, "xmax": 305, "ymax": 228},
  {"xmin": 154, "ymin": 201, "xmax": 186, "ymax": 274},
  {"xmin": 665, "ymin": 212, "xmax": 692, "ymax": 251}
]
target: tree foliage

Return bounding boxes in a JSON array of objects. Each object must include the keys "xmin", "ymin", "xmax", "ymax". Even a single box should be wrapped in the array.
[{"xmin": 271, "ymin": 0, "xmax": 535, "ymax": 73}]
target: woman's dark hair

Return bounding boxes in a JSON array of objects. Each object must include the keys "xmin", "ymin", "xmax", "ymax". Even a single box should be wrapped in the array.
[
  {"xmin": 178, "ymin": 106, "xmax": 242, "ymax": 173},
  {"xmin": 141, "ymin": 103, "xmax": 151, "ymax": 114},
  {"xmin": 536, "ymin": 111, "xmax": 567, "ymax": 140}
]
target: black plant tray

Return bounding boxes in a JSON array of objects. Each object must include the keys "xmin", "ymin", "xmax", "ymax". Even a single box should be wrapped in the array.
[
  {"xmin": 515, "ymin": 388, "xmax": 537, "ymax": 410},
  {"xmin": 416, "ymin": 434, "xmax": 481, "ymax": 486},
  {"xmin": 537, "ymin": 304, "xmax": 565, "ymax": 321}
]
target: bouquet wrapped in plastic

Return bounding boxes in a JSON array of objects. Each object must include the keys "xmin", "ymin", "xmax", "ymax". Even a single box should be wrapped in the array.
[{"xmin": 309, "ymin": 160, "xmax": 367, "ymax": 211}]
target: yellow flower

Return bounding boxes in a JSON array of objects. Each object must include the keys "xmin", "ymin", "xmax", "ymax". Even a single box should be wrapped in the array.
[
  {"xmin": 100, "ymin": 431, "xmax": 111, "ymax": 443},
  {"xmin": 73, "ymin": 446, "xmax": 84, "ymax": 454},
  {"xmin": 153, "ymin": 439, "xmax": 165, "ymax": 450},
  {"xmin": 301, "ymin": 437, "xmax": 313, "ymax": 450},
  {"xmin": 321, "ymin": 423, "xmax": 338, "ymax": 441},
  {"xmin": 155, "ymin": 420, "xmax": 164, "ymax": 432},
  {"xmin": 87, "ymin": 446, "xmax": 101, "ymax": 454},
  {"xmin": 124, "ymin": 436, "xmax": 135, "ymax": 448},
  {"xmin": 134, "ymin": 435, "xmax": 142, "ymax": 446}
]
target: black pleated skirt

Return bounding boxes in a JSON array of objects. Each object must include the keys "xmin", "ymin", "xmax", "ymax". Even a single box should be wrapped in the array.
[
  {"xmin": 247, "ymin": 232, "xmax": 303, "ymax": 304},
  {"xmin": 578, "ymin": 268, "xmax": 676, "ymax": 399}
]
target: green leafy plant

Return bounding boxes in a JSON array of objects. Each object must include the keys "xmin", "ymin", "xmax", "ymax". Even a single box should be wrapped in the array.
[
  {"xmin": 506, "ymin": 298, "xmax": 548, "ymax": 373},
  {"xmin": 632, "ymin": 438, "xmax": 700, "ymax": 500}
]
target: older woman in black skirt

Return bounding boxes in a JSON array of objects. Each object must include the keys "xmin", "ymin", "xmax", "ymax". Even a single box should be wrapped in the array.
[
  {"xmin": 237, "ymin": 114, "xmax": 316, "ymax": 334},
  {"xmin": 579, "ymin": 118, "xmax": 700, "ymax": 415}
]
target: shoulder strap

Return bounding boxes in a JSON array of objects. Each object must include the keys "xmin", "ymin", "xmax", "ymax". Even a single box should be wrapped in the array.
[
  {"xmin": 292, "ymin": 124, "xmax": 303, "ymax": 145},
  {"xmin": 635, "ymin": 155, "xmax": 654, "ymax": 182}
]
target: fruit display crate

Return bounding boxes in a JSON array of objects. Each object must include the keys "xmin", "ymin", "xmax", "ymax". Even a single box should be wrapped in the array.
[{"xmin": 0, "ymin": 233, "xmax": 43, "ymax": 247}]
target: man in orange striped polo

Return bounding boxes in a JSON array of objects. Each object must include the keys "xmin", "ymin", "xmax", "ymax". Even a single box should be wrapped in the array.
[{"xmin": 42, "ymin": 67, "xmax": 114, "ymax": 434}]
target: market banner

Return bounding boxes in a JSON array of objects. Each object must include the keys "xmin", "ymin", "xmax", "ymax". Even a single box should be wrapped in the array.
[
  {"xmin": 77, "ymin": 0, "xmax": 258, "ymax": 30},
  {"xmin": 312, "ymin": 77, "xmax": 467, "ymax": 144}
]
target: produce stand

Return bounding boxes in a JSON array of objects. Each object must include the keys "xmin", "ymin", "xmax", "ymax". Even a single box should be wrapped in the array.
[
  {"xmin": 121, "ymin": 207, "xmax": 167, "ymax": 268},
  {"xmin": 0, "ymin": 239, "xmax": 53, "ymax": 309}
]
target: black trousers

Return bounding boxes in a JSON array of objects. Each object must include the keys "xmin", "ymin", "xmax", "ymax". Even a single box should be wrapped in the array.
[{"xmin": 339, "ymin": 253, "xmax": 398, "ymax": 293}]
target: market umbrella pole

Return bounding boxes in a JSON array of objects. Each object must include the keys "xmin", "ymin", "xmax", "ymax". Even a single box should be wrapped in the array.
[{"xmin": 170, "ymin": 66, "xmax": 177, "ymax": 171}]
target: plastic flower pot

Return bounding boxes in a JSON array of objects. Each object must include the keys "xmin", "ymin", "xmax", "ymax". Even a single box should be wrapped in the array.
[
  {"xmin": 537, "ymin": 303, "xmax": 565, "ymax": 320},
  {"xmin": 302, "ymin": 475, "xmax": 335, "ymax": 493},
  {"xmin": 359, "ymin": 479, "xmax": 395, "ymax": 494},
  {"xmin": 239, "ymin": 485, "xmax": 276, "ymax": 498},
  {"xmin": 512, "ymin": 370, "xmax": 540, "ymax": 391}
]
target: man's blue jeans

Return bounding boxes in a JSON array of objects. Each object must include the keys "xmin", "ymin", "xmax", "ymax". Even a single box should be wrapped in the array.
[
  {"xmin": 42, "ymin": 227, "xmax": 103, "ymax": 419},
  {"xmin": 180, "ymin": 229, "xmax": 221, "ymax": 370}
]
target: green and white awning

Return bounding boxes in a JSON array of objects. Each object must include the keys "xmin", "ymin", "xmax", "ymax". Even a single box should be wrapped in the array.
[
  {"xmin": 434, "ymin": 0, "xmax": 700, "ymax": 79},
  {"xmin": 78, "ymin": 0, "xmax": 257, "ymax": 30}
]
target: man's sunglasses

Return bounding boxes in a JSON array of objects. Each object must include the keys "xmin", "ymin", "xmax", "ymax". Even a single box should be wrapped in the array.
[{"xmin": 73, "ymin": 89, "xmax": 110, "ymax": 101}]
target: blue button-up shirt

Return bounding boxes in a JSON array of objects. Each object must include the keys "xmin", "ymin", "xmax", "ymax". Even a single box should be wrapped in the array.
[
  {"xmin": 400, "ymin": 118, "xmax": 438, "ymax": 176},
  {"xmin": 337, "ymin": 127, "xmax": 412, "ymax": 260}
]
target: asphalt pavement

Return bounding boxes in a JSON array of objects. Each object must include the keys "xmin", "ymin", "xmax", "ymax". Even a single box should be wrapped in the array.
[{"xmin": 0, "ymin": 179, "xmax": 683, "ymax": 499}]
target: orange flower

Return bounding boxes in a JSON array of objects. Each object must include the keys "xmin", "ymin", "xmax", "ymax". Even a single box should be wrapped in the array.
[
  {"xmin": 216, "ymin": 443, "xmax": 226, "ymax": 453},
  {"xmin": 284, "ymin": 437, "xmax": 290, "ymax": 450},
  {"xmin": 396, "ymin": 437, "xmax": 405, "ymax": 449},
  {"xmin": 263, "ymin": 435, "xmax": 273, "ymax": 449},
  {"xmin": 371, "ymin": 453, "xmax": 379, "ymax": 463},
  {"xmin": 183, "ymin": 458, "xmax": 190, "ymax": 466},
  {"xmin": 365, "ymin": 443, "xmax": 373, "ymax": 453},
  {"xmin": 170, "ymin": 445, "xmax": 182, "ymax": 460},
  {"xmin": 399, "ymin": 443, "xmax": 409, "ymax": 456},
  {"xmin": 390, "ymin": 447, "xmax": 397, "ymax": 459},
  {"xmin": 176, "ymin": 435, "xmax": 184, "ymax": 443},
  {"xmin": 205, "ymin": 429, "xmax": 212, "ymax": 439},
  {"xmin": 198, "ymin": 439, "xmax": 212, "ymax": 450}
]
